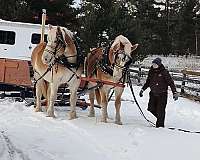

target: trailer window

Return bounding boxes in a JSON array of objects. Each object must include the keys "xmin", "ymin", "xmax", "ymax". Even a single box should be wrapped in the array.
[
  {"xmin": 31, "ymin": 33, "xmax": 47, "ymax": 44},
  {"xmin": 0, "ymin": 30, "xmax": 16, "ymax": 45}
]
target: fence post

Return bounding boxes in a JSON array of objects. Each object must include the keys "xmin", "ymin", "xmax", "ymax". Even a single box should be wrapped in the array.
[
  {"xmin": 181, "ymin": 69, "xmax": 187, "ymax": 94},
  {"xmin": 138, "ymin": 63, "xmax": 142, "ymax": 83}
]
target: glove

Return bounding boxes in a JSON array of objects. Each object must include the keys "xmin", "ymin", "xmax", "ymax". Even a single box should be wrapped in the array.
[
  {"xmin": 173, "ymin": 92, "xmax": 179, "ymax": 101},
  {"xmin": 139, "ymin": 89, "xmax": 144, "ymax": 97}
]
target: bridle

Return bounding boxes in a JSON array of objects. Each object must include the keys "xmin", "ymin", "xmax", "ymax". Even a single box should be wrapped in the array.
[
  {"xmin": 42, "ymin": 27, "xmax": 80, "ymax": 82},
  {"xmin": 113, "ymin": 50, "xmax": 133, "ymax": 70},
  {"xmin": 43, "ymin": 28, "xmax": 67, "ymax": 64},
  {"xmin": 108, "ymin": 49, "xmax": 133, "ymax": 85}
]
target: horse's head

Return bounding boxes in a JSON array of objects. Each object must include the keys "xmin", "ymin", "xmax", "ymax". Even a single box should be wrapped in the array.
[
  {"xmin": 42, "ymin": 25, "xmax": 67, "ymax": 65},
  {"xmin": 109, "ymin": 35, "xmax": 138, "ymax": 69}
]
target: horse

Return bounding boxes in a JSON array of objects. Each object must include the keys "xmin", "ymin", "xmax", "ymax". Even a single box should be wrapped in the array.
[
  {"xmin": 86, "ymin": 35, "xmax": 138, "ymax": 125},
  {"xmin": 31, "ymin": 25, "xmax": 83, "ymax": 119}
]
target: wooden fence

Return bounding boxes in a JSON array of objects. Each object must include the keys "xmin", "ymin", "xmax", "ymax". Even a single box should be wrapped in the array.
[{"xmin": 129, "ymin": 65, "xmax": 200, "ymax": 101}]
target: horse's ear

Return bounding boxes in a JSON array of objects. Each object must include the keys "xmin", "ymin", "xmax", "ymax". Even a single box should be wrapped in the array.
[
  {"xmin": 90, "ymin": 48, "xmax": 96, "ymax": 52},
  {"xmin": 113, "ymin": 42, "xmax": 125, "ymax": 52},
  {"xmin": 112, "ymin": 42, "xmax": 120, "ymax": 52},
  {"xmin": 120, "ymin": 42, "xmax": 124, "ymax": 49},
  {"xmin": 131, "ymin": 43, "xmax": 139, "ymax": 51},
  {"xmin": 62, "ymin": 29, "xmax": 73, "ymax": 45},
  {"xmin": 49, "ymin": 24, "xmax": 53, "ymax": 30}
]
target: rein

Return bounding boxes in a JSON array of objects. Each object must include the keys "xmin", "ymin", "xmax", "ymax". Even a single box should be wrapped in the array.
[
  {"xmin": 33, "ymin": 30, "xmax": 82, "ymax": 91},
  {"xmin": 126, "ymin": 69, "xmax": 200, "ymax": 134},
  {"xmin": 113, "ymin": 51, "xmax": 132, "ymax": 69}
]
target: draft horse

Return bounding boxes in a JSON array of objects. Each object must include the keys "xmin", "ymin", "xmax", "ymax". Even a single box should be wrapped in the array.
[
  {"xmin": 31, "ymin": 25, "xmax": 83, "ymax": 119},
  {"xmin": 86, "ymin": 35, "xmax": 138, "ymax": 125}
]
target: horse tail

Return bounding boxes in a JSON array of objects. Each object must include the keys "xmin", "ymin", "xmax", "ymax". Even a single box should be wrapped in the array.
[{"xmin": 95, "ymin": 88, "xmax": 101, "ymax": 105}]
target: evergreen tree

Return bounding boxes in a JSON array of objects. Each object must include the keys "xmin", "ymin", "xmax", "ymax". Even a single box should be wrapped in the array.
[
  {"xmin": 171, "ymin": 0, "xmax": 198, "ymax": 55},
  {"xmin": 0, "ymin": 0, "xmax": 31, "ymax": 21},
  {"xmin": 78, "ymin": 0, "xmax": 138, "ymax": 52},
  {"xmin": 0, "ymin": 0, "xmax": 78, "ymax": 31},
  {"xmin": 0, "ymin": 0, "xmax": 199, "ymax": 56},
  {"xmin": 27, "ymin": 0, "xmax": 78, "ymax": 30},
  {"xmin": 135, "ymin": 0, "xmax": 161, "ymax": 55}
]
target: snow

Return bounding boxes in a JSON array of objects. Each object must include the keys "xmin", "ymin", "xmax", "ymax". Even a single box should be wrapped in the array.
[
  {"xmin": 0, "ymin": 86, "xmax": 200, "ymax": 160},
  {"xmin": 140, "ymin": 55, "xmax": 200, "ymax": 71},
  {"xmin": 72, "ymin": 0, "xmax": 81, "ymax": 8}
]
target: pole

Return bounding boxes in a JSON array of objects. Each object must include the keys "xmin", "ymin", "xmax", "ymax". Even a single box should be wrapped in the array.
[
  {"xmin": 181, "ymin": 69, "xmax": 187, "ymax": 94},
  {"xmin": 40, "ymin": 9, "xmax": 46, "ymax": 43},
  {"xmin": 138, "ymin": 63, "xmax": 141, "ymax": 84},
  {"xmin": 166, "ymin": 0, "xmax": 169, "ymax": 37},
  {"xmin": 195, "ymin": 27, "xmax": 198, "ymax": 56}
]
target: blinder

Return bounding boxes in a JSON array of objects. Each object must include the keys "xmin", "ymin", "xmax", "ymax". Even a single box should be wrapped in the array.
[
  {"xmin": 114, "ymin": 50, "xmax": 132, "ymax": 69},
  {"xmin": 44, "ymin": 30, "xmax": 66, "ymax": 58}
]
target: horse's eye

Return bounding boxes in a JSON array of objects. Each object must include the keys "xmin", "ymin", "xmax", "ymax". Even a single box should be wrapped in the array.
[{"xmin": 116, "ymin": 55, "xmax": 120, "ymax": 60}]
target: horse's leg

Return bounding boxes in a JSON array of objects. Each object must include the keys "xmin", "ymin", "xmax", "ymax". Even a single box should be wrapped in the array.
[
  {"xmin": 69, "ymin": 88, "xmax": 78, "ymax": 120},
  {"xmin": 35, "ymin": 80, "xmax": 43, "ymax": 112},
  {"xmin": 68, "ymin": 79, "xmax": 80, "ymax": 120},
  {"xmin": 100, "ymin": 88, "xmax": 108, "ymax": 123},
  {"xmin": 45, "ymin": 83, "xmax": 51, "ymax": 111},
  {"xmin": 114, "ymin": 88, "xmax": 123, "ymax": 125},
  {"xmin": 47, "ymin": 82, "xmax": 58, "ymax": 117},
  {"xmin": 40, "ymin": 80, "xmax": 49, "ymax": 111},
  {"xmin": 88, "ymin": 90, "xmax": 95, "ymax": 117}
]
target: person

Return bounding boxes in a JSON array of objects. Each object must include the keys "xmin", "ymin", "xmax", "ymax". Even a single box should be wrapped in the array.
[{"xmin": 139, "ymin": 57, "xmax": 178, "ymax": 128}]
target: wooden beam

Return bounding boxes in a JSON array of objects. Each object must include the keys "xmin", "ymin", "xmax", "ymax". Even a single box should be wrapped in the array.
[
  {"xmin": 40, "ymin": 9, "xmax": 46, "ymax": 43},
  {"xmin": 181, "ymin": 70, "xmax": 200, "ymax": 76}
]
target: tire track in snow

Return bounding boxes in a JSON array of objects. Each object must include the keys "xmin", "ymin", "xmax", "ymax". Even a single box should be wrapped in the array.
[
  {"xmin": 0, "ymin": 133, "xmax": 6, "ymax": 159},
  {"xmin": 0, "ymin": 131, "xmax": 31, "ymax": 160},
  {"xmin": 60, "ymin": 120, "xmax": 117, "ymax": 160}
]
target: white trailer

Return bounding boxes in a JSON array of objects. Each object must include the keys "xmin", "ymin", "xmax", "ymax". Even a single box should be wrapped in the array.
[{"xmin": 0, "ymin": 19, "xmax": 48, "ymax": 60}]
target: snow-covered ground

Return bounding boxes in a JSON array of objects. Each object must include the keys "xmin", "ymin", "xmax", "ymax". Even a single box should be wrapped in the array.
[{"xmin": 0, "ymin": 86, "xmax": 200, "ymax": 160}]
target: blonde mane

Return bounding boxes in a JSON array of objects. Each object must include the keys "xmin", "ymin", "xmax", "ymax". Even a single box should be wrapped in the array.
[
  {"xmin": 58, "ymin": 26, "xmax": 77, "ymax": 59},
  {"xmin": 111, "ymin": 35, "xmax": 132, "ymax": 49},
  {"xmin": 60, "ymin": 27, "xmax": 74, "ymax": 39},
  {"xmin": 109, "ymin": 35, "xmax": 137, "ymax": 64}
]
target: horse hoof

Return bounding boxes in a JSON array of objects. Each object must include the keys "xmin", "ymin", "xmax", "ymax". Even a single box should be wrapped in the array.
[
  {"xmin": 115, "ymin": 121, "xmax": 122, "ymax": 125},
  {"xmin": 88, "ymin": 114, "xmax": 95, "ymax": 117},
  {"xmin": 69, "ymin": 112, "xmax": 77, "ymax": 120},
  {"xmin": 47, "ymin": 110, "xmax": 55, "ymax": 118},
  {"xmin": 35, "ymin": 107, "xmax": 42, "ymax": 112},
  {"xmin": 69, "ymin": 116, "xmax": 77, "ymax": 120},
  {"xmin": 46, "ymin": 114, "xmax": 56, "ymax": 118},
  {"xmin": 100, "ymin": 118, "xmax": 107, "ymax": 123}
]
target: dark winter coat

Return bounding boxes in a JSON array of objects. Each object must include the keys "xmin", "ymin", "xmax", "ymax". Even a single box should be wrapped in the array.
[{"xmin": 142, "ymin": 64, "xmax": 177, "ymax": 94}]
